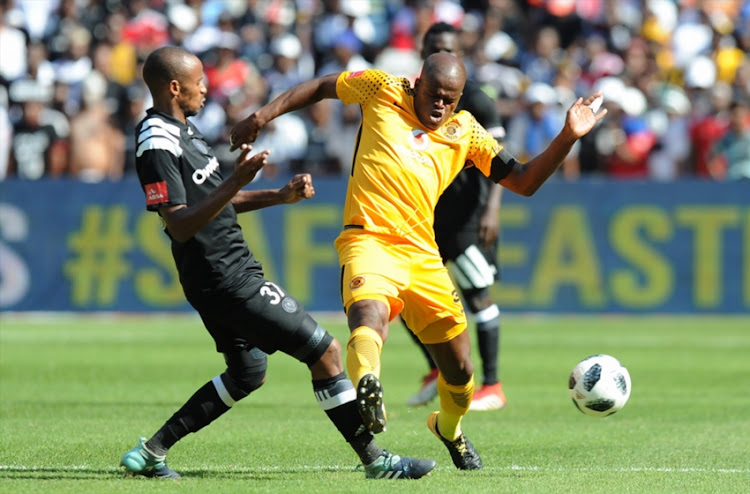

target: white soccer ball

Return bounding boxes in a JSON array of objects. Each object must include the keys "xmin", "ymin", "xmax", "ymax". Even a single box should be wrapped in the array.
[{"xmin": 568, "ymin": 354, "xmax": 631, "ymax": 417}]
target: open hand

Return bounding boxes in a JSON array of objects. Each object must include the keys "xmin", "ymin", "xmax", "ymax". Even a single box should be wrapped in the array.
[
  {"xmin": 564, "ymin": 91, "xmax": 608, "ymax": 140},
  {"xmin": 235, "ymin": 144, "xmax": 270, "ymax": 185}
]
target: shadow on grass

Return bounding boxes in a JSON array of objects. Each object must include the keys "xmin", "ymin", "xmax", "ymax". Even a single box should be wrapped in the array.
[{"xmin": 0, "ymin": 465, "xmax": 355, "ymax": 481}]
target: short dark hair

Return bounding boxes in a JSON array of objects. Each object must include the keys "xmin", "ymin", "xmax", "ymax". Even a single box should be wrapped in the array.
[
  {"xmin": 142, "ymin": 46, "xmax": 194, "ymax": 94},
  {"xmin": 423, "ymin": 22, "xmax": 459, "ymax": 43}
]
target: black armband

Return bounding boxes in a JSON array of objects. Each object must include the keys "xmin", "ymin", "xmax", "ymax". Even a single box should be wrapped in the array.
[{"xmin": 489, "ymin": 148, "xmax": 518, "ymax": 182}]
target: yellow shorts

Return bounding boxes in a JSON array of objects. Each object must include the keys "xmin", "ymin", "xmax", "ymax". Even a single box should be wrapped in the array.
[{"xmin": 335, "ymin": 231, "xmax": 467, "ymax": 344}]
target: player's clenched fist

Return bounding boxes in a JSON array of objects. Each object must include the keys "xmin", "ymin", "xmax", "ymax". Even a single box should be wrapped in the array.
[{"xmin": 280, "ymin": 173, "xmax": 315, "ymax": 204}]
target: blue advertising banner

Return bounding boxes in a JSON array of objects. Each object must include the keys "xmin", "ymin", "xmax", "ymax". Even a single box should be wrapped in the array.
[{"xmin": 0, "ymin": 177, "xmax": 747, "ymax": 313}]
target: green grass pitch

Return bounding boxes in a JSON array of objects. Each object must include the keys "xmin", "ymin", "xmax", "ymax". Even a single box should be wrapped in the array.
[{"xmin": 1, "ymin": 313, "xmax": 748, "ymax": 493}]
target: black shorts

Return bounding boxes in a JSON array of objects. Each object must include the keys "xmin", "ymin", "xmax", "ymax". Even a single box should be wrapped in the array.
[
  {"xmin": 435, "ymin": 230, "xmax": 500, "ymax": 292},
  {"xmin": 197, "ymin": 277, "xmax": 325, "ymax": 358}
]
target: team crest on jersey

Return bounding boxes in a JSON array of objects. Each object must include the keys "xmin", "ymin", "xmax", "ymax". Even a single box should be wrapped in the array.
[
  {"xmin": 408, "ymin": 129, "xmax": 430, "ymax": 151},
  {"xmin": 349, "ymin": 276, "xmax": 366, "ymax": 289},
  {"xmin": 282, "ymin": 297, "xmax": 298, "ymax": 313},
  {"xmin": 441, "ymin": 121, "xmax": 461, "ymax": 141},
  {"xmin": 192, "ymin": 138, "xmax": 208, "ymax": 154}
]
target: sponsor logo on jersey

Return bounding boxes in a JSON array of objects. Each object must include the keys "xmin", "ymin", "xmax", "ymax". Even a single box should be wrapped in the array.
[
  {"xmin": 393, "ymin": 144, "xmax": 431, "ymax": 167},
  {"xmin": 349, "ymin": 276, "xmax": 366, "ymax": 289},
  {"xmin": 192, "ymin": 156, "xmax": 220, "ymax": 184},
  {"xmin": 441, "ymin": 121, "xmax": 461, "ymax": 141},
  {"xmin": 347, "ymin": 70, "xmax": 365, "ymax": 79},
  {"xmin": 144, "ymin": 181, "xmax": 168, "ymax": 205},
  {"xmin": 408, "ymin": 129, "xmax": 430, "ymax": 151}
]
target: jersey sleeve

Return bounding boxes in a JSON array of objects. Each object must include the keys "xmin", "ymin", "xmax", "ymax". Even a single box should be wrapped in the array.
[
  {"xmin": 466, "ymin": 115, "xmax": 503, "ymax": 176},
  {"xmin": 137, "ymin": 149, "xmax": 186, "ymax": 211},
  {"xmin": 336, "ymin": 69, "xmax": 393, "ymax": 107}
]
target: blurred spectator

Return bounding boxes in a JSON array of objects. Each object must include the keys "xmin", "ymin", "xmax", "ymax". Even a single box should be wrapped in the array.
[
  {"xmin": 121, "ymin": 0, "xmax": 169, "ymax": 57},
  {"xmin": 106, "ymin": 10, "xmax": 139, "ymax": 86},
  {"xmin": 601, "ymin": 86, "xmax": 658, "ymax": 179},
  {"xmin": 51, "ymin": 25, "xmax": 93, "ymax": 115},
  {"xmin": 708, "ymin": 98, "xmax": 750, "ymax": 181},
  {"xmin": 647, "ymin": 85, "xmax": 692, "ymax": 180},
  {"xmin": 313, "ymin": 0, "xmax": 372, "ymax": 68},
  {"xmin": 290, "ymin": 99, "xmax": 344, "ymax": 176},
  {"xmin": 7, "ymin": 81, "xmax": 68, "ymax": 180},
  {"xmin": 0, "ymin": 0, "xmax": 27, "ymax": 84},
  {"xmin": 0, "ymin": 86, "xmax": 11, "ymax": 179},
  {"xmin": 166, "ymin": 2, "xmax": 199, "ymax": 50},
  {"xmin": 119, "ymin": 83, "xmax": 149, "ymax": 176},
  {"xmin": 23, "ymin": 41, "xmax": 56, "ymax": 94},
  {"xmin": 505, "ymin": 82, "xmax": 577, "ymax": 178},
  {"xmin": 68, "ymin": 71, "xmax": 125, "ymax": 182},
  {"xmin": 520, "ymin": 26, "xmax": 563, "ymax": 85},
  {"xmin": 688, "ymin": 81, "xmax": 733, "ymax": 178},
  {"xmin": 317, "ymin": 30, "xmax": 372, "ymax": 75},
  {"xmin": 204, "ymin": 32, "xmax": 253, "ymax": 101},
  {"xmin": 2, "ymin": 0, "xmax": 749, "ymax": 183},
  {"xmin": 41, "ymin": 0, "xmax": 82, "ymax": 59},
  {"xmin": 264, "ymin": 33, "xmax": 307, "ymax": 100},
  {"xmin": 237, "ymin": 0, "xmax": 266, "ymax": 65}
]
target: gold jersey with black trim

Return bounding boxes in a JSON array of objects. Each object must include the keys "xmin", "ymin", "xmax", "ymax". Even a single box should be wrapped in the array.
[{"xmin": 335, "ymin": 68, "xmax": 505, "ymax": 254}]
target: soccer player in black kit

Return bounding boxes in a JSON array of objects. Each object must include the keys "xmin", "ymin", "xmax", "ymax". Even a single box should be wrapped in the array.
[
  {"xmin": 404, "ymin": 23, "xmax": 506, "ymax": 411},
  {"xmin": 120, "ymin": 46, "xmax": 435, "ymax": 480}
]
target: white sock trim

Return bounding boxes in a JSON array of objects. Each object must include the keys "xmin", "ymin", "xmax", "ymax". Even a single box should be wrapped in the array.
[
  {"xmin": 315, "ymin": 387, "xmax": 357, "ymax": 411},
  {"xmin": 475, "ymin": 304, "xmax": 500, "ymax": 324},
  {"xmin": 212, "ymin": 375, "xmax": 236, "ymax": 407}
]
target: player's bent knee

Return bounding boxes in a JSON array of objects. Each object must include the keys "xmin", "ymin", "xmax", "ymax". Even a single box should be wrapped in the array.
[
  {"xmin": 216, "ymin": 369, "xmax": 266, "ymax": 404},
  {"xmin": 464, "ymin": 287, "xmax": 493, "ymax": 314},
  {"xmin": 292, "ymin": 316, "xmax": 335, "ymax": 366},
  {"xmin": 310, "ymin": 338, "xmax": 346, "ymax": 376}
]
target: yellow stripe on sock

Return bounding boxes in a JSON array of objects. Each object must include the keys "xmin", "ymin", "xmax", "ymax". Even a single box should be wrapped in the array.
[
  {"xmin": 436, "ymin": 373, "xmax": 475, "ymax": 441},
  {"xmin": 346, "ymin": 326, "xmax": 383, "ymax": 384}
]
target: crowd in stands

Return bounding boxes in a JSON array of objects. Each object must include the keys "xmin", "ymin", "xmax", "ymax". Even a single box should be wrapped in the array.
[{"xmin": 1, "ymin": 0, "xmax": 748, "ymax": 183}]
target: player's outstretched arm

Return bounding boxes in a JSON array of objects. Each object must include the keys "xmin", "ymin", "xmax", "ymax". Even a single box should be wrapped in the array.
[
  {"xmin": 500, "ymin": 92, "xmax": 607, "ymax": 196},
  {"xmin": 232, "ymin": 173, "xmax": 315, "ymax": 213},
  {"xmin": 158, "ymin": 144, "xmax": 270, "ymax": 242},
  {"xmin": 229, "ymin": 73, "xmax": 341, "ymax": 151}
]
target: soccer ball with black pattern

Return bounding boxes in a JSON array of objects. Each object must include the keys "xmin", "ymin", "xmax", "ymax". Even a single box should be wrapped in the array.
[{"xmin": 568, "ymin": 354, "xmax": 631, "ymax": 417}]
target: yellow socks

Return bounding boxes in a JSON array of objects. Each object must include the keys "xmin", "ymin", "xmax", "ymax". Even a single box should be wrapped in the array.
[
  {"xmin": 346, "ymin": 326, "xmax": 383, "ymax": 384},
  {"xmin": 436, "ymin": 373, "xmax": 475, "ymax": 441}
]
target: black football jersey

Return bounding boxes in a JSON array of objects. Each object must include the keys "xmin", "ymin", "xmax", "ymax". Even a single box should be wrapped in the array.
[
  {"xmin": 433, "ymin": 80, "xmax": 502, "ymax": 233},
  {"xmin": 135, "ymin": 109, "xmax": 262, "ymax": 307}
]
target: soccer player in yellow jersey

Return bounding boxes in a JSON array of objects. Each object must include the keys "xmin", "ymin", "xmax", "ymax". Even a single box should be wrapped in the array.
[{"xmin": 230, "ymin": 53, "xmax": 606, "ymax": 470}]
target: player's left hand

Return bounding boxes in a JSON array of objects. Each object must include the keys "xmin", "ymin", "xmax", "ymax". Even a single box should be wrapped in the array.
[
  {"xmin": 564, "ymin": 91, "xmax": 607, "ymax": 140},
  {"xmin": 235, "ymin": 144, "xmax": 270, "ymax": 186},
  {"xmin": 280, "ymin": 173, "xmax": 315, "ymax": 204}
]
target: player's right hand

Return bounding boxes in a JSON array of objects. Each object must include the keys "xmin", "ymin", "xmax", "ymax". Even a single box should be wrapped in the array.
[{"xmin": 229, "ymin": 113, "xmax": 264, "ymax": 152}]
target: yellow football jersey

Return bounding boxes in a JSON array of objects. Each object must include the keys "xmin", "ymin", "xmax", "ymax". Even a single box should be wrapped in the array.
[{"xmin": 335, "ymin": 68, "xmax": 503, "ymax": 253}]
